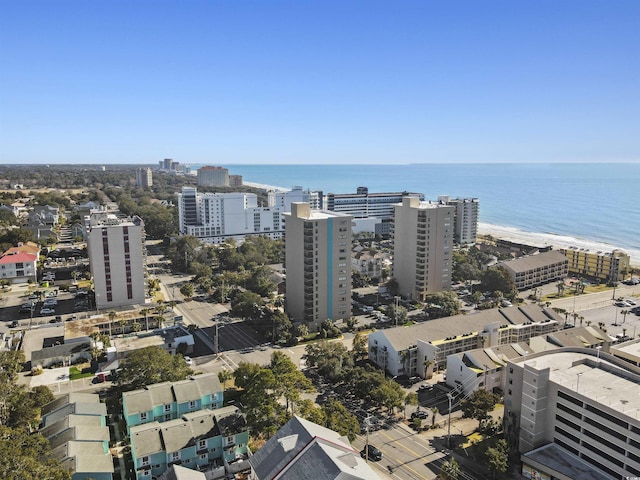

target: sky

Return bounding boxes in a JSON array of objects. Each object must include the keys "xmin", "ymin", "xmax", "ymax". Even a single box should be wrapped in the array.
[{"xmin": 1, "ymin": 0, "xmax": 639, "ymax": 165}]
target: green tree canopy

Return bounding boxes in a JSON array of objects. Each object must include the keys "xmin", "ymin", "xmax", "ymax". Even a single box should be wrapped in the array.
[
  {"xmin": 481, "ymin": 267, "xmax": 517, "ymax": 297},
  {"xmin": 460, "ymin": 389, "xmax": 500, "ymax": 428},
  {"xmin": 423, "ymin": 291, "xmax": 462, "ymax": 319},
  {"xmin": 321, "ymin": 399, "xmax": 360, "ymax": 442},
  {"xmin": 116, "ymin": 346, "xmax": 193, "ymax": 390}
]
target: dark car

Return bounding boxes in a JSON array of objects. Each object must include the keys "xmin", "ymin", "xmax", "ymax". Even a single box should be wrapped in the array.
[
  {"xmin": 360, "ymin": 445, "xmax": 383, "ymax": 461},
  {"xmin": 411, "ymin": 410, "xmax": 429, "ymax": 420},
  {"xmin": 10, "ymin": 320, "xmax": 19, "ymax": 328}
]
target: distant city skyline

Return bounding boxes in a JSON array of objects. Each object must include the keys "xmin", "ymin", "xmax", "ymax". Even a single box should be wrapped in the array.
[{"xmin": 1, "ymin": 1, "xmax": 639, "ymax": 165}]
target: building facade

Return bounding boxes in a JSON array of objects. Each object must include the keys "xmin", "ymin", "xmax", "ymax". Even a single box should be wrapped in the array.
[
  {"xmin": 326, "ymin": 187, "xmax": 423, "ymax": 236},
  {"xmin": 136, "ymin": 168, "xmax": 153, "ymax": 188},
  {"xmin": 86, "ymin": 213, "xmax": 146, "ymax": 309},
  {"xmin": 284, "ymin": 203, "xmax": 353, "ymax": 332},
  {"xmin": 497, "ymin": 250, "xmax": 568, "ymax": 291},
  {"xmin": 561, "ymin": 247, "xmax": 630, "ymax": 283},
  {"xmin": 130, "ymin": 407, "xmax": 249, "ymax": 480},
  {"xmin": 197, "ymin": 166, "xmax": 229, "ymax": 187},
  {"xmin": 438, "ymin": 195, "xmax": 479, "ymax": 244},
  {"xmin": 177, "ymin": 187, "xmax": 285, "ymax": 244},
  {"xmin": 392, "ymin": 197, "xmax": 455, "ymax": 301},
  {"xmin": 0, "ymin": 251, "xmax": 38, "ymax": 284},
  {"xmin": 506, "ymin": 348, "xmax": 640, "ymax": 479}
]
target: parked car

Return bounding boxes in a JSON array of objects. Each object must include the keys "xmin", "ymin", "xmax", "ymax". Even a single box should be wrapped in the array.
[
  {"xmin": 183, "ymin": 356, "xmax": 193, "ymax": 366},
  {"xmin": 40, "ymin": 308, "xmax": 56, "ymax": 315},
  {"xmin": 411, "ymin": 410, "xmax": 429, "ymax": 420},
  {"xmin": 43, "ymin": 299, "xmax": 58, "ymax": 306},
  {"xmin": 10, "ymin": 320, "xmax": 19, "ymax": 328},
  {"xmin": 360, "ymin": 445, "xmax": 383, "ymax": 461}
]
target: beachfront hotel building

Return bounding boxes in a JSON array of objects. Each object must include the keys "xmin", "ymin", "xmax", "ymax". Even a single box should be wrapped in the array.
[
  {"xmin": 437, "ymin": 195, "xmax": 479, "ymax": 245},
  {"xmin": 496, "ymin": 250, "xmax": 568, "ymax": 291},
  {"xmin": 560, "ymin": 246, "xmax": 630, "ymax": 283},
  {"xmin": 391, "ymin": 197, "xmax": 455, "ymax": 301},
  {"xmin": 197, "ymin": 165, "xmax": 229, "ymax": 187},
  {"xmin": 283, "ymin": 203, "xmax": 353, "ymax": 332},
  {"xmin": 506, "ymin": 348, "xmax": 640, "ymax": 480},
  {"xmin": 326, "ymin": 187, "xmax": 423, "ymax": 236},
  {"xmin": 177, "ymin": 187, "xmax": 285, "ymax": 244},
  {"xmin": 86, "ymin": 213, "xmax": 146, "ymax": 309}
]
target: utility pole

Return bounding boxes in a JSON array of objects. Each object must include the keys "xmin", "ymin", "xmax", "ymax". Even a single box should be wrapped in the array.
[
  {"xmin": 447, "ymin": 393, "xmax": 453, "ymax": 448},
  {"xmin": 365, "ymin": 414, "xmax": 371, "ymax": 463},
  {"xmin": 214, "ymin": 319, "xmax": 219, "ymax": 354}
]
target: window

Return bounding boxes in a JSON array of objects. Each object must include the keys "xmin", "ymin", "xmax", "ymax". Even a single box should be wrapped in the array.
[
  {"xmin": 164, "ymin": 404, "xmax": 171, "ymax": 412},
  {"xmin": 140, "ymin": 412, "xmax": 148, "ymax": 421},
  {"xmin": 141, "ymin": 456, "xmax": 150, "ymax": 466},
  {"xmin": 189, "ymin": 401, "xmax": 197, "ymax": 409},
  {"xmin": 199, "ymin": 440, "xmax": 206, "ymax": 449},
  {"xmin": 170, "ymin": 451, "xmax": 180, "ymax": 462}
]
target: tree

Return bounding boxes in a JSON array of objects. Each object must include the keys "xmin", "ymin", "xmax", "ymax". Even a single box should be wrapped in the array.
[
  {"xmin": 424, "ymin": 291, "xmax": 462, "ymax": 319},
  {"xmin": 0, "ymin": 426, "xmax": 71, "ymax": 480},
  {"xmin": 485, "ymin": 439, "xmax": 509, "ymax": 478},
  {"xmin": 231, "ymin": 291, "xmax": 263, "ymax": 319},
  {"xmin": 460, "ymin": 389, "xmax": 500, "ymax": 429},
  {"xmin": 481, "ymin": 267, "xmax": 516, "ymax": 296},
  {"xmin": 371, "ymin": 379, "xmax": 405, "ymax": 413},
  {"xmin": 117, "ymin": 346, "xmax": 192, "ymax": 390},
  {"xmin": 218, "ymin": 369, "xmax": 232, "ymax": 391},
  {"xmin": 179, "ymin": 283, "xmax": 195, "ymax": 300},
  {"xmin": 439, "ymin": 458, "xmax": 461, "ymax": 480},
  {"xmin": 352, "ymin": 333, "xmax": 368, "ymax": 361},
  {"xmin": 388, "ymin": 303, "xmax": 408, "ymax": 325},
  {"xmin": 269, "ymin": 352, "xmax": 314, "ymax": 414},
  {"xmin": 404, "ymin": 392, "xmax": 418, "ymax": 418},
  {"xmin": 322, "ymin": 398, "xmax": 360, "ymax": 441}
]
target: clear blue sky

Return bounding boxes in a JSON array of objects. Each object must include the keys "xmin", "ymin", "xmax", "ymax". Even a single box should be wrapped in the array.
[{"xmin": 1, "ymin": 0, "xmax": 639, "ymax": 165}]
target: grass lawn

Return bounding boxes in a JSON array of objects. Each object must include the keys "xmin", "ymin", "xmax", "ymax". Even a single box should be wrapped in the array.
[{"xmin": 69, "ymin": 365, "xmax": 95, "ymax": 380}]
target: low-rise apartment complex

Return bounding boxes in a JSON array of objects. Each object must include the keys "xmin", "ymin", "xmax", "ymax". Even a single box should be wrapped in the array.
[{"xmin": 496, "ymin": 250, "xmax": 568, "ymax": 290}]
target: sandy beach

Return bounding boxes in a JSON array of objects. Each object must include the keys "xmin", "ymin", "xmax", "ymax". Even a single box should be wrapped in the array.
[
  {"xmin": 240, "ymin": 182, "xmax": 639, "ymax": 267},
  {"xmin": 478, "ymin": 222, "xmax": 640, "ymax": 267}
]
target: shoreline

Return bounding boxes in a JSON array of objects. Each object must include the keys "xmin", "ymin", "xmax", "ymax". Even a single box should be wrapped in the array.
[
  {"xmin": 478, "ymin": 222, "xmax": 640, "ymax": 268},
  {"xmin": 241, "ymin": 181, "xmax": 639, "ymax": 267}
]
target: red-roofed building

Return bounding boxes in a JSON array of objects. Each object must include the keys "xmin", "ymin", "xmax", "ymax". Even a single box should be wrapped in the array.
[{"xmin": 0, "ymin": 251, "xmax": 38, "ymax": 283}]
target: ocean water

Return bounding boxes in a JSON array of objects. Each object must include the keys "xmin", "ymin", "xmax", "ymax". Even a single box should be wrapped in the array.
[{"xmin": 191, "ymin": 163, "xmax": 640, "ymax": 262}]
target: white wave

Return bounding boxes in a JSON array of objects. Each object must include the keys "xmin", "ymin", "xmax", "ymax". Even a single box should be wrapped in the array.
[
  {"xmin": 478, "ymin": 222, "xmax": 640, "ymax": 267},
  {"xmin": 243, "ymin": 181, "xmax": 289, "ymax": 192}
]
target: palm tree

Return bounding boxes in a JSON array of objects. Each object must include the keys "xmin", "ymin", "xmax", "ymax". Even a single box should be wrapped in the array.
[
  {"xmin": 621, "ymin": 310, "xmax": 629, "ymax": 324},
  {"xmin": 431, "ymin": 407, "xmax": 439, "ymax": 427},
  {"xmin": 439, "ymin": 458, "xmax": 461, "ymax": 480},
  {"xmin": 107, "ymin": 310, "xmax": 117, "ymax": 336},
  {"xmin": 218, "ymin": 369, "xmax": 232, "ymax": 392},
  {"xmin": 423, "ymin": 358, "xmax": 433, "ymax": 379},
  {"xmin": 139, "ymin": 308, "xmax": 150, "ymax": 331}
]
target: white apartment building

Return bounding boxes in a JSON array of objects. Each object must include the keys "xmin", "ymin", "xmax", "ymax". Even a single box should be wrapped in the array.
[
  {"xmin": 326, "ymin": 187, "xmax": 423, "ymax": 236},
  {"xmin": 506, "ymin": 348, "xmax": 640, "ymax": 479},
  {"xmin": 284, "ymin": 203, "xmax": 353, "ymax": 332},
  {"xmin": 438, "ymin": 195, "xmax": 479, "ymax": 244},
  {"xmin": 197, "ymin": 166, "xmax": 229, "ymax": 187},
  {"xmin": 135, "ymin": 168, "xmax": 153, "ymax": 188},
  {"xmin": 368, "ymin": 305, "xmax": 562, "ymax": 378},
  {"xmin": 392, "ymin": 197, "xmax": 455, "ymax": 301},
  {"xmin": 177, "ymin": 187, "xmax": 285, "ymax": 244},
  {"xmin": 87, "ymin": 213, "xmax": 146, "ymax": 309}
]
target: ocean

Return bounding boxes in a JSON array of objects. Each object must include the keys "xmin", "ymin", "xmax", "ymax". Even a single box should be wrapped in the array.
[{"xmin": 191, "ymin": 163, "xmax": 640, "ymax": 263}]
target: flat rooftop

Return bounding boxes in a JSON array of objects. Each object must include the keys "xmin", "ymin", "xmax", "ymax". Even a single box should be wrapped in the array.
[{"xmin": 514, "ymin": 351, "xmax": 640, "ymax": 420}]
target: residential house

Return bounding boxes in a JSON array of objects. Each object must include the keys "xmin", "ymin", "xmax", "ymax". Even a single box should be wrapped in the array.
[{"xmin": 0, "ymin": 250, "xmax": 38, "ymax": 283}]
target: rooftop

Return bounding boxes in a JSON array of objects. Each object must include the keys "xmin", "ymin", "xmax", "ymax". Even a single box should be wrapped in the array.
[
  {"xmin": 514, "ymin": 350, "xmax": 640, "ymax": 420},
  {"xmin": 498, "ymin": 250, "xmax": 567, "ymax": 273}
]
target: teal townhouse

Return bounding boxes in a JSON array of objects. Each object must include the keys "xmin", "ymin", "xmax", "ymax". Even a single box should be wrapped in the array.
[
  {"xmin": 129, "ymin": 406, "xmax": 250, "ymax": 479},
  {"xmin": 40, "ymin": 393, "xmax": 113, "ymax": 480},
  {"xmin": 122, "ymin": 373, "xmax": 223, "ymax": 430},
  {"xmin": 123, "ymin": 373, "xmax": 250, "ymax": 478}
]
